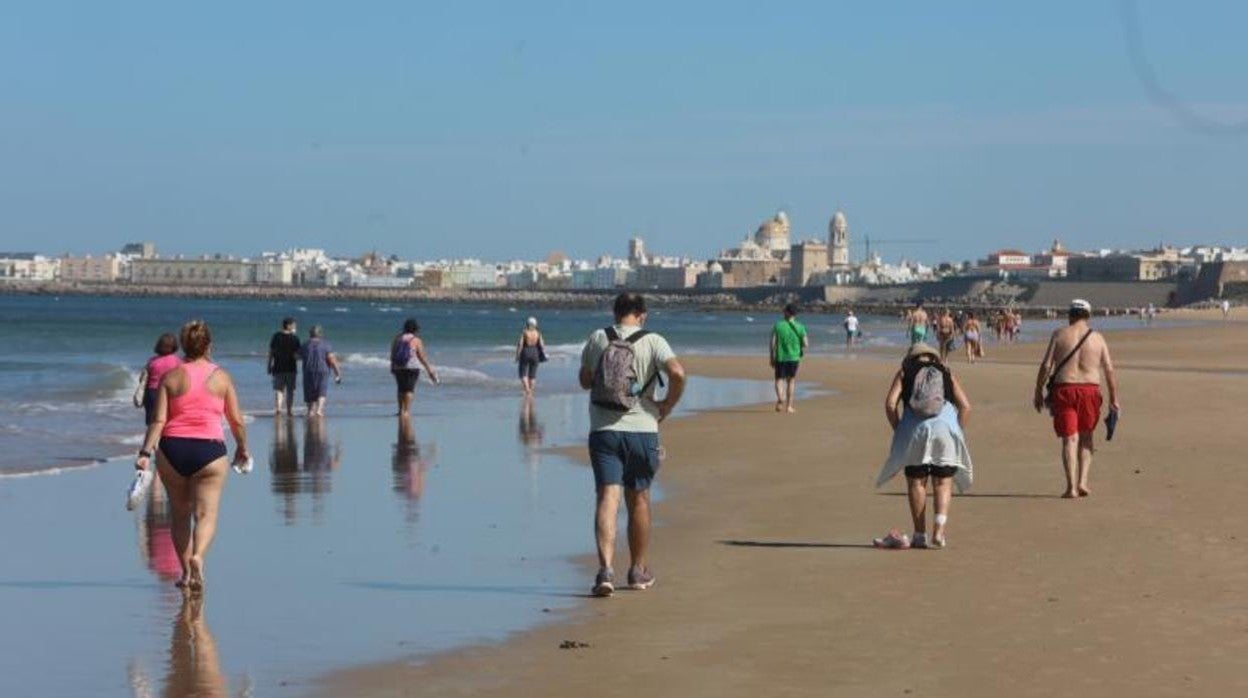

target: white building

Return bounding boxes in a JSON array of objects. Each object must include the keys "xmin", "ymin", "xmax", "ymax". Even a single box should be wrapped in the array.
[{"xmin": 0, "ymin": 253, "xmax": 58, "ymax": 281}]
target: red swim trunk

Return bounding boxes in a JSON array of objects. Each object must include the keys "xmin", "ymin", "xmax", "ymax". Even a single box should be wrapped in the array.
[{"xmin": 1050, "ymin": 383, "xmax": 1102, "ymax": 437}]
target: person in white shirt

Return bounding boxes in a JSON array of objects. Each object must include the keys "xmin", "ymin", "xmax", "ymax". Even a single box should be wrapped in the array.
[{"xmin": 844, "ymin": 310, "xmax": 860, "ymax": 347}]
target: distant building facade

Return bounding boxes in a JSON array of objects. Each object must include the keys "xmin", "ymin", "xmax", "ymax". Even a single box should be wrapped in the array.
[
  {"xmin": 121, "ymin": 242, "xmax": 157, "ymax": 259},
  {"xmin": 128, "ymin": 257, "xmax": 291, "ymax": 285},
  {"xmin": 0, "ymin": 253, "xmax": 58, "ymax": 281},
  {"xmin": 60, "ymin": 255, "xmax": 123, "ymax": 283},
  {"xmin": 1067, "ymin": 248, "xmax": 1190, "ymax": 282},
  {"xmin": 633, "ymin": 264, "xmax": 698, "ymax": 290},
  {"xmin": 789, "ymin": 241, "xmax": 829, "ymax": 287}
]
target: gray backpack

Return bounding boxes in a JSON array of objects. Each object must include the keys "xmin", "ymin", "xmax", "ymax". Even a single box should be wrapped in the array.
[
  {"xmin": 908, "ymin": 365, "xmax": 947, "ymax": 418},
  {"xmin": 591, "ymin": 327, "xmax": 662, "ymax": 412}
]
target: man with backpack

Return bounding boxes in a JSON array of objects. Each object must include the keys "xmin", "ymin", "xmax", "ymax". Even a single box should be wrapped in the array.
[
  {"xmin": 1033, "ymin": 299, "xmax": 1120, "ymax": 499},
  {"xmin": 391, "ymin": 318, "xmax": 439, "ymax": 417},
  {"xmin": 579, "ymin": 293, "xmax": 686, "ymax": 597},
  {"xmin": 770, "ymin": 303, "xmax": 809, "ymax": 413}
]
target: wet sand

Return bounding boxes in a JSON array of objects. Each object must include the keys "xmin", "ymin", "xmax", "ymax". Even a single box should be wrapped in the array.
[{"xmin": 322, "ymin": 318, "xmax": 1248, "ymax": 697}]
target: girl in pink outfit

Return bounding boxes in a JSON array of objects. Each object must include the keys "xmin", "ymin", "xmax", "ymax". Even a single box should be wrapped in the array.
[
  {"xmin": 135, "ymin": 321, "xmax": 248, "ymax": 592},
  {"xmin": 133, "ymin": 333, "xmax": 182, "ymax": 425}
]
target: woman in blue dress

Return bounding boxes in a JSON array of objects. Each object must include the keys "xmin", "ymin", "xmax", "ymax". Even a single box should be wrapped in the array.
[
  {"xmin": 299, "ymin": 325, "xmax": 342, "ymax": 417},
  {"xmin": 874, "ymin": 343, "xmax": 973, "ymax": 549}
]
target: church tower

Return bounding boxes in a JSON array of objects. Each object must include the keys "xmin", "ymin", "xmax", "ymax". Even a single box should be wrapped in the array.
[{"xmin": 828, "ymin": 210, "xmax": 850, "ymax": 269}]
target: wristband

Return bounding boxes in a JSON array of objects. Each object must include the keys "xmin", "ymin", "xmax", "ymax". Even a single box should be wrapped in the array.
[{"xmin": 139, "ymin": 449, "xmax": 154, "ymax": 459}]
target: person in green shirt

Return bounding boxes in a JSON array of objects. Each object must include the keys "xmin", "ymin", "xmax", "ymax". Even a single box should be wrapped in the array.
[{"xmin": 770, "ymin": 303, "xmax": 809, "ymax": 413}]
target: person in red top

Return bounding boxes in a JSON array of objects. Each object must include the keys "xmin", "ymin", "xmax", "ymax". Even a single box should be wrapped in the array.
[
  {"xmin": 136, "ymin": 320, "xmax": 248, "ymax": 592},
  {"xmin": 133, "ymin": 333, "xmax": 182, "ymax": 426}
]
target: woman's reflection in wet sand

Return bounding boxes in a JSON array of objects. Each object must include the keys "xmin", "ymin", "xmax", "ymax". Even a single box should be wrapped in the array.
[
  {"xmin": 162, "ymin": 595, "xmax": 228, "ymax": 698},
  {"xmin": 517, "ymin": 396, "xmax": 547, "ymax": 503},
  {"xmin": 269, "ymin": 415, "xmax": 340, "ymax": 524},
  {"xmin": 138, "ymin": 473, "xmax": 184, "ymax": 583},
  {"xmin": 392, "ymin": 416, "xmax": 435, "ymax": 524}
]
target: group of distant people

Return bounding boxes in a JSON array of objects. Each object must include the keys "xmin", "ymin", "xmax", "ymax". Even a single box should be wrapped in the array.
[
  {"xmin": 267, "ymin": 318, "xmax": 343, "ymax": 417},
  {"xmin": 901, "ymin": 302, "xmax": 1008, "ymax": 364}
]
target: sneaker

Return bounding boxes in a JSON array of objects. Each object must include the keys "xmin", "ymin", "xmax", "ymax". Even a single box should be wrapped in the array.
[
  {"xmin": 591, "ymin": 568, "xmax": 615, "ymax": 597},
  {"xmin": 931, "ymin": 534, "xmax": 947, "ymax": 549},
  {"xmin": 627, "ymin": 566, "xmax": 656, "ymax": 591},
  {"xmin": 911, "ymin": 533, "xmax": 928, "ymax": 549},
  {"xmin": 872, "ymin": 529, "xmax": 911, "ymax": 550}
]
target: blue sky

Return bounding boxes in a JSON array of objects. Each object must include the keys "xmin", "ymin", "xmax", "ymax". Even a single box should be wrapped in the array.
[{"xmin": 1, "ymin": 1, "xmax": 1246, "ymax": 263}]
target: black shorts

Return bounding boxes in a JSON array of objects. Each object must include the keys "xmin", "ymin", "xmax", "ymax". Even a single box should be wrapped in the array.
[
  {"xmin": 774, "ymin": 361, "xmax": 800, "ymax": 380},
  {"xmin": 393, "ymin": 368, "xmax": 420, "ymax": 394},
  {"xmin": 143, "ymin": 387, "xmax": 160, "ymax": 426},
  {"xmin": 518, "ymin": 359, "xmax": 538, "ymax": 380},
  {"xmin": 904, "ymin": 465, "xmax": 958, "ymax": 479},
  {"xmin": 159, "ymin": 437, "xmax": 228, "ymax": 478}
]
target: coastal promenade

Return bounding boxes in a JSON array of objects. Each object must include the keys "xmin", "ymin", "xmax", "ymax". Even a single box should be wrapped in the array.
[{"xmin": 322, "ymin": 313, "xmax": 1248, "ymax": 697}]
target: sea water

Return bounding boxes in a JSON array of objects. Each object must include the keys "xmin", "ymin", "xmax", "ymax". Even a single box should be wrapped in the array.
[{"xmin": 0, "ymin": 294, "xmax": 903, "ymax": 475}]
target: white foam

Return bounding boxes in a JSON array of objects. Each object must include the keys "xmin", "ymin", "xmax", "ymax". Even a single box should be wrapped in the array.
[
  {"xmin": 435, "ymin": 366, "xmax": 509, "ymax": 386},
  {"xmin": 342, "ymin": 353, "xmax": 390, "ymax": 368},
  {"xmin": 0, "ymin": 462, "xmax": 104, "ymax": 480}
]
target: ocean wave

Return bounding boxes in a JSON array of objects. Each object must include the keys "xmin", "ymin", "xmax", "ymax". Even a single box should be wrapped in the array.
[
  {"xmin": 337, "ymin": 353, "xmax": 512, "ymax": 388},
  {"xmin": 489, "ymin": 342, "xmax": 582, "ymax": 359},
  {"xmin": 342, "ymin": 353, "xmax": 390, "ymax": 368}
]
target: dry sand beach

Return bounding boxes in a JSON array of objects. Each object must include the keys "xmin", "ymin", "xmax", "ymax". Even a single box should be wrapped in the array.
[{"xmin": 323, "ymin": 317, "xmax": 1248, "ymax": 698}]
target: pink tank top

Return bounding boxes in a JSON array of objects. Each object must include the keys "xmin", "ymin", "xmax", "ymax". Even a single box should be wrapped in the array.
[
  {"xmin": 162, "ymin": 361, "xmax": 226, "ymax": 441},
  {"xmin": 145, "ymin": 354, "xmax": 182, "ymax": 389}
]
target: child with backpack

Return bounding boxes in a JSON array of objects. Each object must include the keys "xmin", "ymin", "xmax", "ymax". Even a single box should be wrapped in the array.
[{"xmin": 873, "ymin": 343, "xmax": 974, "ymax": 550}]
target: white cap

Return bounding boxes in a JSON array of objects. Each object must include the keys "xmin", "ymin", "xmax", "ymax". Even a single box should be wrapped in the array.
[
  {"xmin": 526, "ymin": 316, "xmax": 538, "ymax": 327},
  {"xmin": 1070, "ymin": 299, "xmax": 1092, "ymax": 312}
]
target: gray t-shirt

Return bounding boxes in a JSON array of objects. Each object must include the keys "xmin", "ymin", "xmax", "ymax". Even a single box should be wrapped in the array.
[{"xmin": 581, "ymin": 324, "xmax": 676, "ymax": 433}]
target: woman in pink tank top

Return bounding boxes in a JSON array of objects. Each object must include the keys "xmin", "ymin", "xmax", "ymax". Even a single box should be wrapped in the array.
[
  {"xmin": 133, "ymin": 333, "xmax": 182, "ymax": 426},
  {"xmin": 135, "ymin": 320, "xmax": 248, "ymax": 592}
]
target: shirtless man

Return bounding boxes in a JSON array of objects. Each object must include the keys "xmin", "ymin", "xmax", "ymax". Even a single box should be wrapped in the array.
[
  {"xmin": 935, "ymin": 309, "xmax": 956, "ymax": 361},
  {"xmin": 1033, "ymin": 299, "xmax": 1120, "ymax": 499},
  {"xmin": 907, "ymin": 301, "xmax": 929, "ymax": 345}
]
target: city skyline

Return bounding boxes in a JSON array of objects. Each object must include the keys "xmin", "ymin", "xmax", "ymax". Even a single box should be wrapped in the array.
[{"xmin": 2, "ymin": 3, "xmax": 1248, "ymax": 262}]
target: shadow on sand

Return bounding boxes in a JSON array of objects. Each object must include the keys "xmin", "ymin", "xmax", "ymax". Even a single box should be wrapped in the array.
[
  {"xmin": 876, "ymin": 492, "xmax": 1063, "ymax": 499},
  {"xmin": 345, "ymin": 581, "xmax": 585, "ymax": 599},
  {"xmin": 718, "ymin": 539, "xmax": 876, "ymax": 550}
]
